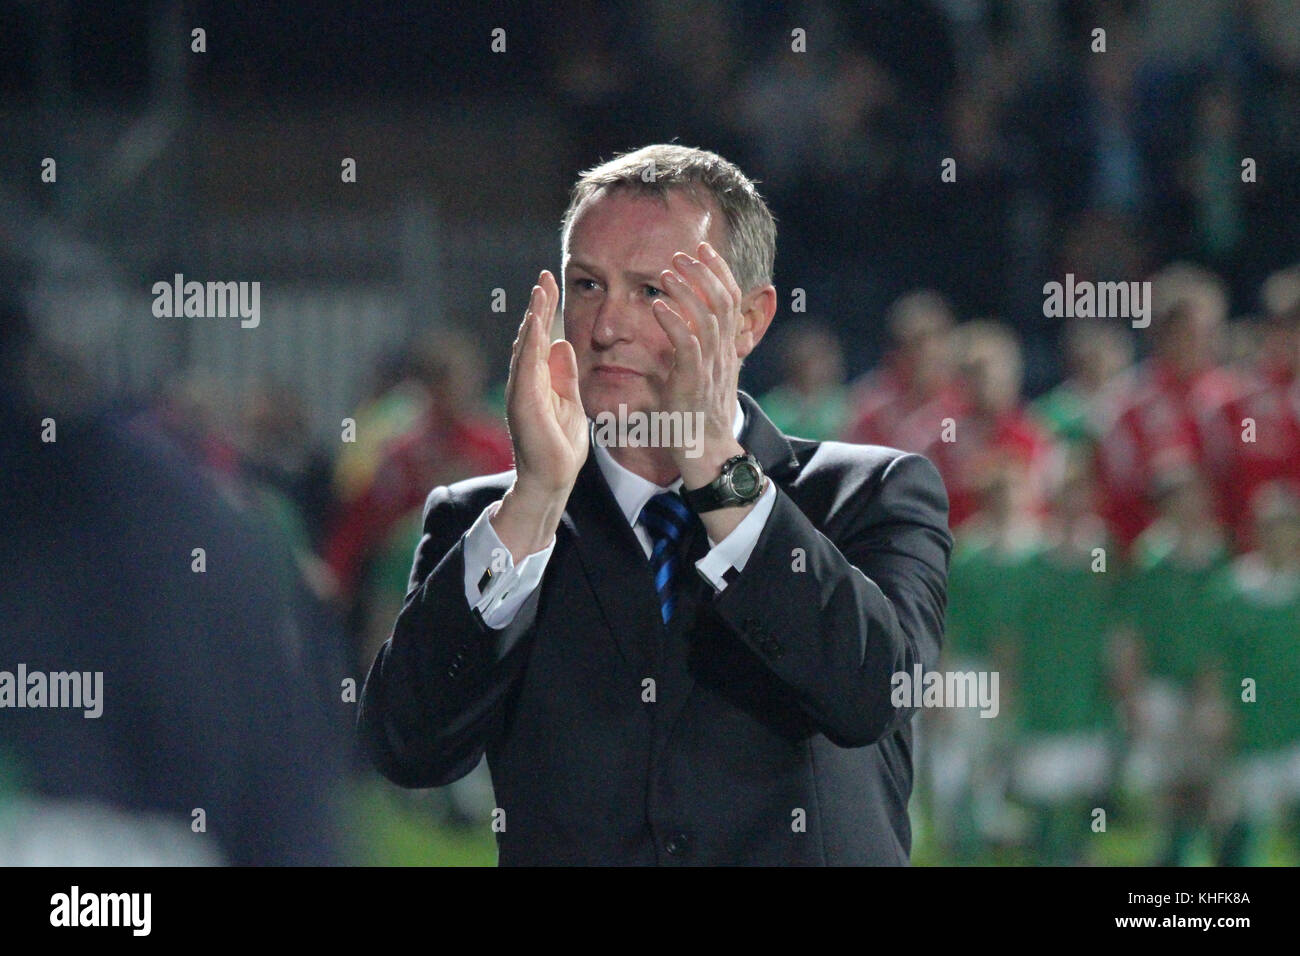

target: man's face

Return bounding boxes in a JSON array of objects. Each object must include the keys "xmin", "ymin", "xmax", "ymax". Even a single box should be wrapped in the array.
[
  {"xmin": 1159, "ymin": 297, "xmax": 1223, "ymax": 373},
  {"xmin": 562, "ymin": 188, "xmax": 732, "ymax": 420}
]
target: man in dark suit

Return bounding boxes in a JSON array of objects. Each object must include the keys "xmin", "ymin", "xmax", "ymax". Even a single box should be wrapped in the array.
[{"xmin": 358, "ymin": 144, "xmax": 953, "ymax": 865}]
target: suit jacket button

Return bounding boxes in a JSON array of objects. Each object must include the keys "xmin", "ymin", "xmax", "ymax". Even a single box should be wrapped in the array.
[{"xmin": 665, "ymin": 832, "xmax": 690, "ymax": 857}]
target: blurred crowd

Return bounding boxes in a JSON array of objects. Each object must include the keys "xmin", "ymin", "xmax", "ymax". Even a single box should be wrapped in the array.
[
  {"xmin": 756, "ymin": 262, "xmax": 1300, "ymax": 865},
  {"xmin": 534, "ymin": 0, "xmax": 1300, "ymax": 395}
]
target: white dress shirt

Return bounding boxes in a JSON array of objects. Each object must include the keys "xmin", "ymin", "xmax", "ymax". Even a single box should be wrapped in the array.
[{"xmin": 460, "ymin": 399, "xmax": 778, "ymax": 629}]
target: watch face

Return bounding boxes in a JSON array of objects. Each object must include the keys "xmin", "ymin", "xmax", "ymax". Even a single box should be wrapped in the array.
[{"xmin": 730, "ymin": 461, "xmax": 761, "ymax": 498}]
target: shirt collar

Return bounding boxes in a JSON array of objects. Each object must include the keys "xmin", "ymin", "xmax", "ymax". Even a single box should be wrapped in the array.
[{"xmin": 592, "ymin": 398, "xmax": 745, "ymax": 528}]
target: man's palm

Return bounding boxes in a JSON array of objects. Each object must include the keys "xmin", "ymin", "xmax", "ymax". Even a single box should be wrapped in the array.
[{"xmin": 507, "ymin": 271, "xmax": 588, "ymax": 497}]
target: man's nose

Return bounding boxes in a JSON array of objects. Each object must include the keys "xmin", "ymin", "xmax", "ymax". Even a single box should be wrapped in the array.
[{"xmin": 591, "ymin": 295, "xmax": 640, "ymax": 348}]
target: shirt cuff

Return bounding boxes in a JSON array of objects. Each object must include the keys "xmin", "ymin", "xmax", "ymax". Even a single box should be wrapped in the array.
[
  {"xmin": 693, "ymin": 478, "xmax": 778, "ymax": 592},
  {"xmin": 462, "ymin": 498, "xmax": 555, "ymax": 629}
]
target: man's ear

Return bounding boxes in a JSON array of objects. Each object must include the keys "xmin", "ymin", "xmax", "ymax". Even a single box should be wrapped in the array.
[{"xmin": 736, "ymin": 284, "xmax": 778, "ymax": 360}]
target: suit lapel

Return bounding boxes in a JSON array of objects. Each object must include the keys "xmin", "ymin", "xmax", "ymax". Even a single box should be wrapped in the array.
[
  {"xmin": 736, "ymin": 389, "xmax": 804, "ymax": 478},
  {"xmin": 561, "ymin": 440, "xmax": 663, "ymax": 676}
]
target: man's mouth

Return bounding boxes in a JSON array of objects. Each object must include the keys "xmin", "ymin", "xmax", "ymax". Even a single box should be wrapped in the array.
[{"xmin": 593, "ymin": 365, "xmax": 643, "ymax": 378}]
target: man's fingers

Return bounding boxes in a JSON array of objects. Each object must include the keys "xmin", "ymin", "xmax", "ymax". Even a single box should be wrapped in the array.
[
  {"xmin": 675, "ymin": 251, "xmax": 733, "ymax": 345},
  {"xmin": 509, "ymin": 272, "xmax": 567, "ymax": 426},
  {"xmin": 530, "ymin": 272, "xmax": 560, "ymax": 367},
  {"xmin": 509, "ymin": 286, "xmax": 544, "ymax": 403},
  {"xmin": 697, "ymin": 242, "xmax": 743, "ymax": 321},
  {"xmin": 505, "ymin": 291, "xmax": 531, "ymax": 396},
  {"xmin": 548, "ymin": 339, "xmax": 581, "ymax": 404},
  {"xmin": 531, "ymin": 291, "xmax": 548, "ymax": 367},
  {"xmin": 508, "ymin": 288, "xmax": 532, "ymax": 365},
  {"xmin": 539, "ymin": 269, "xmax": 560, "ymax": 324},
  {"xmin": 680, "ymin": 251, "xmax": 733, "ymax": 313},
  {"xmin": 661, "ymin": 263, "xmax": 719, "ymax": 359},
  {"xmin": 652, "ymin": 298, "xmax": 703, "ymax": 371}
]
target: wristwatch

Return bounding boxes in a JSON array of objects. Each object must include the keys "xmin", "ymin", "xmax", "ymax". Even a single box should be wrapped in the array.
[{"xmin": 682, "ymin": 452, "xmax": 768, "ymax": 513}]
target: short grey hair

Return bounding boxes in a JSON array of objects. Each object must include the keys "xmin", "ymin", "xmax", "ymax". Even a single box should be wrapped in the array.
[{"xmin": 560, "ymin": 144, "xmax": 777, "ymax": 295}]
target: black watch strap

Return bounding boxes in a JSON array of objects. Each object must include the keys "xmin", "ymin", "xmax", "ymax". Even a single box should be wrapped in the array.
[{"xmin": 682, "ymin": 453, "xmax": 766, "ymax": 513}]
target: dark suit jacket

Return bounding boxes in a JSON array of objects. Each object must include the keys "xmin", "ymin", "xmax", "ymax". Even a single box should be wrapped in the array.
[{"xmin": 358, "ymin": 389, "xmax": 952, "ymax": 865}]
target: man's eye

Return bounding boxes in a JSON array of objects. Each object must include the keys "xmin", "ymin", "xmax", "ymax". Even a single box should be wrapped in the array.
[
  {"xmin": 644, "ymin": 285, "xmax": 664, "ymax": 298},
  {"xmin": 573, "ymin": 278, "xmax": 598, "ymax": 291}
]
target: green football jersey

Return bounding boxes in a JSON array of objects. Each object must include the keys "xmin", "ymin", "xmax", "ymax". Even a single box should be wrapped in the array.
[{"xmin": 1004, "ymin": 550, "xmax": 1123, "ymax": 734}]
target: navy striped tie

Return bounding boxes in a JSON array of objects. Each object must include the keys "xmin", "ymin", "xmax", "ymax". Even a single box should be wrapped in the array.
[{"xmin": 638, "ymin": 491, "xmax": 696, "ymax": 625}]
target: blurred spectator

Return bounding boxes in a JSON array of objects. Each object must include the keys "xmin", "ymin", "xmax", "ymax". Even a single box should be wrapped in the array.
[
  {"xmin": 843, "ymin": 290, "xmax": 964, "ymax": 452},
  {"xmin": 729, "ymin": 22, "xmax": 838, "ymax": 191},
  {"xmin": 132, "ymin": 372, "xmax": 244, "ymax": 492},
  {"xmin": 1217, "ymin": 481, "xmax": 1300, "ymax": 864},
  {"xmin": 0, "ymin": 292, "xmax": 346, "ymax": 864},
  {"xmin": 1130, "ymin": 464, "xmax": 1231, "ymax": 575},
  {"xmin": 1114, "ymin": 645, "xmax": 1232, "ymax": 867},
  {"xmin": 1052, "ymin": 209, "xmax": 1152, "ymax": 316},
  {"xmin": 324, "ymin": 326, "xmax": 512, "ymax": 605},
  {"xmin": 1224, "ymin": 314, "xmax": 1267, "ymax": 371},
  {"xmin": 1111, "ymin": 462, "xmax": 1234, "ymax": 864},
  {"xmin": 1031, "ymin": 317, "xmax": 1135, "ymax": 451},
  {"xmin": 1040, "ymin": 445, "xmax": 1115, "ymax": 561},
  {"xmin": 239, "ymin": 379, "xmax": 338, "ymax": 553},
  {"xmin": 329, "ymin": 327, "xmax": 514, "ymax": 836},
  {"xmin": 1214, "ymin": 265, "xmax": 1300, "ymax": 549},
  {"xmin": 332, "ymin": 350, "xmax": 434, "ymax": 507},
  {"xmin": 922, "ymin": 319, "xmax": 1059, "ymax": 530},
  {"xmin": 926, "ymin": 73, "xmax": 1024, "ymax": 316},
  {"xmin": 1095, "ymin": 263, "xmax": 1243, "ymax": 549},
  {"xmin": 1187, "ymin": 81, "xmax": 1248, "ymax": 270},
  {"xmin": 128, "ymin": 373, "xmax": 345, "ymax": 652},
  {"xmin": 756, "ymin": 320, "xmax": 848, "ymax": 440},
  {"xmin": 839, "ymin": 0, "xmax": 957, "ymax": 116},
  {"xmin": 1081, "ymin": 28, "xmax": 1150, "ymax": 216},
  {"xmin": 546, "ymin": 2, "xmax": 641, "ymax": 177},
  {"xmin": 998, "ymin": 452, "xmax": 1122, "ymax": 865},
  {"xmin": 928, "ymin": 456, "xmax": 1045, "ymax": 863}
]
